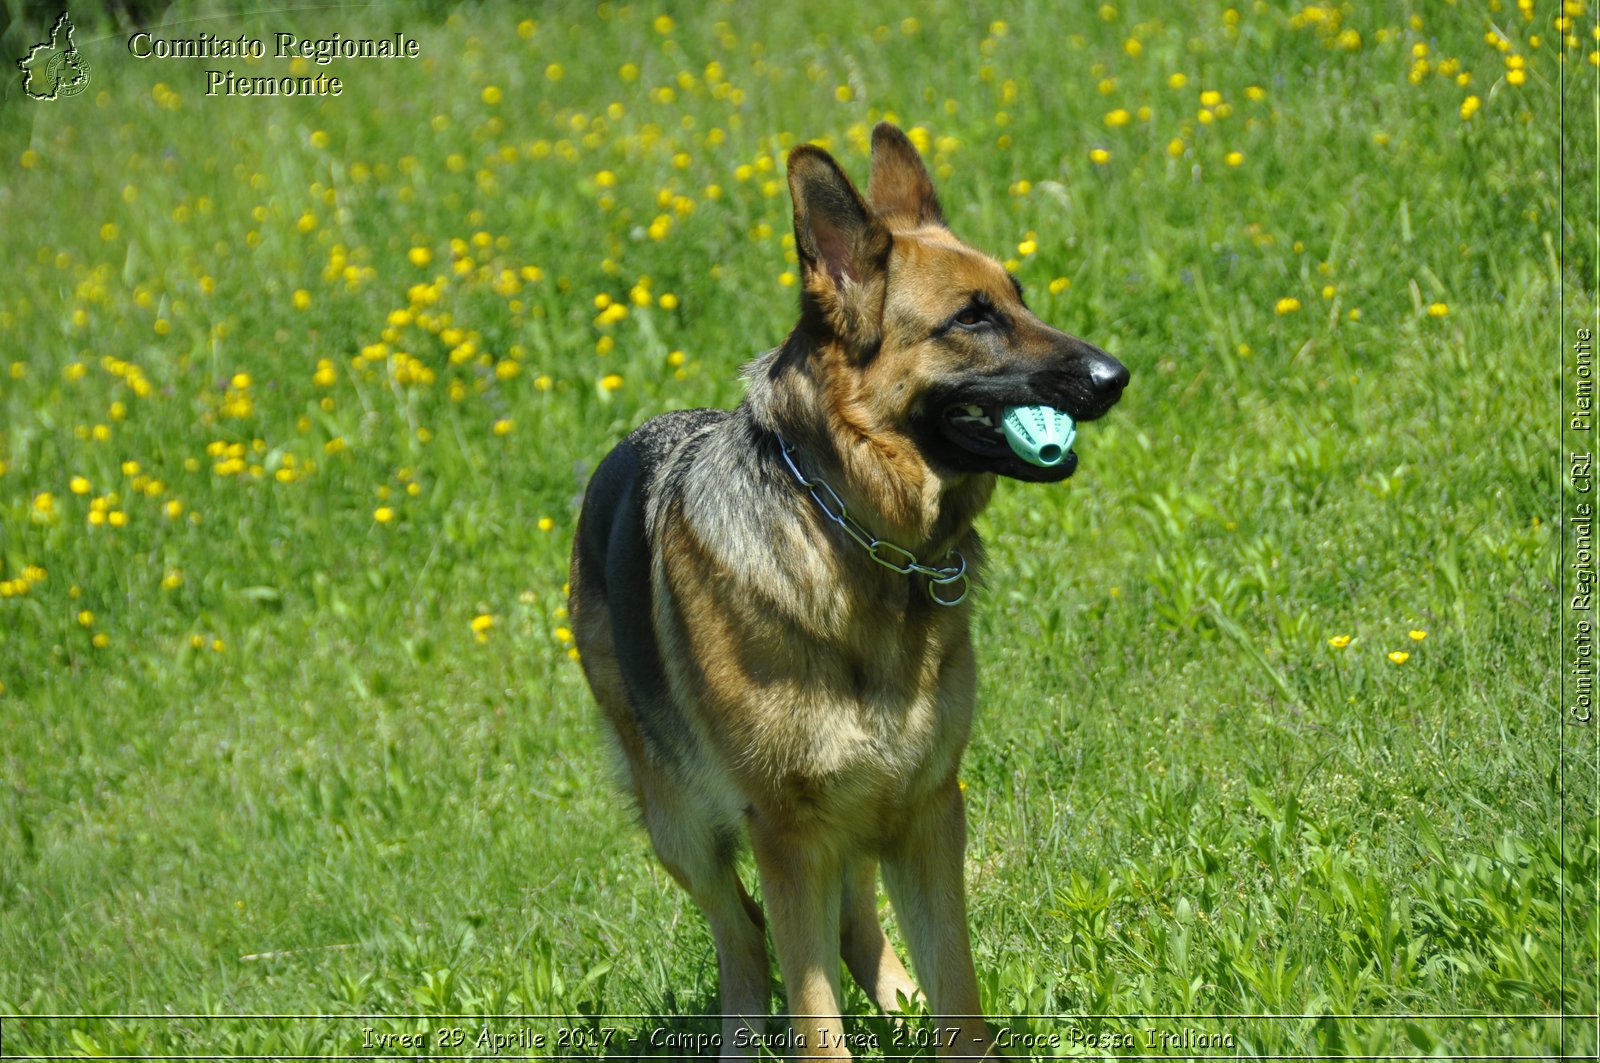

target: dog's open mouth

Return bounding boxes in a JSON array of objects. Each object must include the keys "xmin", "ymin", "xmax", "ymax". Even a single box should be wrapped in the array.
[
  {"xmin": 936, "ymin": 402, "xmax": 1079, "ymax": 481},
  {"xmin": 942, "ymin": 404, "xmax": 1009, "ymax": 456}
]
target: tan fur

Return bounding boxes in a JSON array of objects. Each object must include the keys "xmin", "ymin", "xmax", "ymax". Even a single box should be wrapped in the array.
[{"xmin": 571, "ymin": 123, "xmax": 1127, "ymax": 1060}]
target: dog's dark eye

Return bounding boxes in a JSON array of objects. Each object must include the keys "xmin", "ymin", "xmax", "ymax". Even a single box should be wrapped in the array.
[{"xmin": 954, "ymin": 304, "xmax": 986, "ymax": 328}]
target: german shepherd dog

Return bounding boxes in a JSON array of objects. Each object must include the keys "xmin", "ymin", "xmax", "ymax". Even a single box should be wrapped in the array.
[{"xmin": 570, "ymin": 123, "xmax": 1127, "ymax": 1060}]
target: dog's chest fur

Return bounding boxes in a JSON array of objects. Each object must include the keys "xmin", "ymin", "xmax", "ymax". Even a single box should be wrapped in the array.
[{"xmin": 644, "ymin": 409, "xmax": 978, "ymax": 834}]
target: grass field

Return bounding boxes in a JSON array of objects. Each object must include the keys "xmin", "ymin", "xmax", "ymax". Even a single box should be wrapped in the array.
[{"xmin": 1, "ymin": 0, "xmax": 1595, "ymax": 1058}]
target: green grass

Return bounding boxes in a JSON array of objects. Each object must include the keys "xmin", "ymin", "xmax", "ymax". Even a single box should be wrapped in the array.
[{"xmin": 0, "ymin": 0, "xmax": 1594, "ymax": 1057}]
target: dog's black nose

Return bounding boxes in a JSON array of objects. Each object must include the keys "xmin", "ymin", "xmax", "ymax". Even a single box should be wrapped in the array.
[{"xmin": 1088, "ymin": 353, "xmax": 1129, "ymax": 399}]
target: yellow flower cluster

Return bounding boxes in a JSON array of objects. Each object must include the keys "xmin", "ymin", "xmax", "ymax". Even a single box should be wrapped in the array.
[
  {"xmin": 219, "ymin": 372, "xmax": 254, "ymax": 420},
  {"xmin": 0, "ymin": 565, "xmax": 47, "ymax": 599},
  {"xmin": 1328, "ymin": 628, "xmax": 1428, "ymax": 664}
]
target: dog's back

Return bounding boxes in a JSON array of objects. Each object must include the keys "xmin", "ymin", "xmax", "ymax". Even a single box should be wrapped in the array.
[{"xmin": 570, "ymin": 407, "xmax": 730, "ymax": 769}]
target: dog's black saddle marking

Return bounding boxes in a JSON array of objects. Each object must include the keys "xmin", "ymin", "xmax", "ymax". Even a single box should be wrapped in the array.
[{"xmin": 576, "ymin": 409, "xmax": 729, "ymax": 765}]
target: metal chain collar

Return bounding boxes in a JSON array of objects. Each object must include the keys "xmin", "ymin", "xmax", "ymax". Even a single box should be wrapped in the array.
[{"xmin": 776, "ymin": 436, "xmax": 969, "ymax": 607}]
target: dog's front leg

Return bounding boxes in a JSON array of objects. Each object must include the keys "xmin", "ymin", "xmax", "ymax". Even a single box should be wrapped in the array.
[
  {"xmin": 749, "ymin": 815, "xmax": 850, "ymax": 1060},
  {"xmin": 882, "ymin": 779, "xmax": 995, "ymax": 1060}
]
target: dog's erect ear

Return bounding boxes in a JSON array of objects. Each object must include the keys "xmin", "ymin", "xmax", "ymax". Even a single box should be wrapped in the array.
[
  {"xmin": 868, "ymin": 122, "xmax": 944, "ymax": 228},
  {"xmin": 788, "ymin": 144, "xmax": 891, "ymax": 355}
]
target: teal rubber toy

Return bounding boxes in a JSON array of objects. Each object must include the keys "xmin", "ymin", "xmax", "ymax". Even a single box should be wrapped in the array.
[{"xmin": 1001, "ymin": 405, "xmax": 1077, "ymax": 467}]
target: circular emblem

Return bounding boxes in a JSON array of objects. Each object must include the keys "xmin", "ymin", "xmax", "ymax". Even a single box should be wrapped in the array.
[{"xmin": 46, "ymin": 51, "xmax": 90, "ymax": 98}]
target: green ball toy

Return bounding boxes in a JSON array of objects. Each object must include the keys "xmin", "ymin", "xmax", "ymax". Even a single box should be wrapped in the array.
[{"xmin": 1001, "ymin": 405, "xmax": 1077, "ymax": 467}]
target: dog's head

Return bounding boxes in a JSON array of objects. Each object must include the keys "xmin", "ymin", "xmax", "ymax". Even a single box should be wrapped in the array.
[{"xmin": 785, "ymin": 123, "xmax": 1128, "ymax": 485}]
